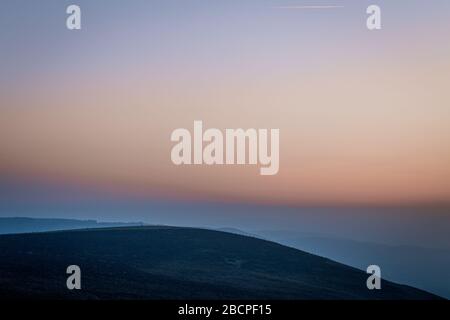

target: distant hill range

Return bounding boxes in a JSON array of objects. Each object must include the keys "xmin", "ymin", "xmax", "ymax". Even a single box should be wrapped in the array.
[
  {"xmin": 0, "ymin": 217, "xmax": 143, "ymax": 234},
  {"xmin": 0, "ymin": 226, "xmax": 441, "ymax": 299},
  {"xmin": 258, "ymin": 230, "xmax": 450, "ymax": 299}
]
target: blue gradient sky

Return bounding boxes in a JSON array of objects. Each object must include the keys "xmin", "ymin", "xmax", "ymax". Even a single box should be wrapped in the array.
[{"xmin": 1, "ymin": 1, "xmax": 450, "ymax": 247}]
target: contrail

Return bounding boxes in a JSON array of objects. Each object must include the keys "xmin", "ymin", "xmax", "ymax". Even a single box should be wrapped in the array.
[{"xmin": 274, "ymin": 5, "xmax": 344, "ymax": 9}]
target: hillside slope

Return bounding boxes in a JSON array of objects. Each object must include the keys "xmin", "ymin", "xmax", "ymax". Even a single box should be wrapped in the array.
[{"xmin": 0, "ymin": 226, "xmax": 441, "ymax": 299}]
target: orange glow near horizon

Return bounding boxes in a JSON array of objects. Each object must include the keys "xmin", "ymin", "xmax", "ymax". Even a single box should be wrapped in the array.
[{"xmin": 1, "ymin": 1, "xmax": 450, "ymax": 206}]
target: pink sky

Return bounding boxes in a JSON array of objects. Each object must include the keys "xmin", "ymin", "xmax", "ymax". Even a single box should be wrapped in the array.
[{"xmin": 1, "ymin": 0, "xmax": 450, "ymax": 206}]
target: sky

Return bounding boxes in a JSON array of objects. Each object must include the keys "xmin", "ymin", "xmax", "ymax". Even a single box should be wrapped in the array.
[{"xmin": 1, "ymin": 1, "xmax": 450, "ymax": 214}]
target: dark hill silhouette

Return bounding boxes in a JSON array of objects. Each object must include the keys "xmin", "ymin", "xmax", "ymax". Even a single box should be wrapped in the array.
[{"xmin": 0, "ymin": 226, "xmax": 441, "ymax": 299}]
